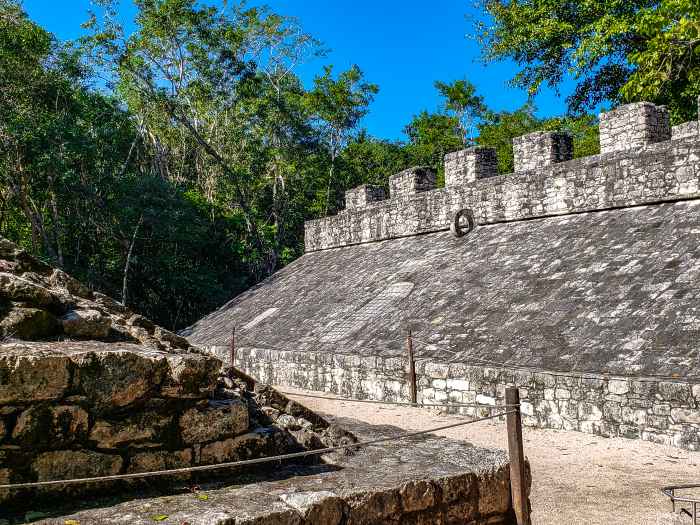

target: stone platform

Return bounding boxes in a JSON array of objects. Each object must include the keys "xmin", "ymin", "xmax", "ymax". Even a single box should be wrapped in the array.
[{"xmin": 36, "ymin": 417, "xmax": 524, "ymax": 525}]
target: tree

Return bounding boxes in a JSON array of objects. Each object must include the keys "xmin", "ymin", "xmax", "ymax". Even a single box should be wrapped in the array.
[
  {"xmin": 305, "ymin": 64, "xmax": 378, "ymax": 214},
  {"xmin": 434, "ymin": 79, "xmax": 486, "ymax": 145},
  {"xmin": 474, "ymin": 0, "xmax": 699, "ymax": 122},
  {"xmin": 477, "ymin": 103, "xmax": 599, "ymax": 174},
  {"xmin": 621, "ymin": 0, "xmax": 700, "ymax": 123},
  {"xmin": 404, "ymin": 111, "xmax": 463, "ymax": 185}
]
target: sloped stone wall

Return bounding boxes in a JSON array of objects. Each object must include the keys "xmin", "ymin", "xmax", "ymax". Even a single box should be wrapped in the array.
[{"xmin": 220, "ymin": 346, "xmax": 700, "ymax": 451}]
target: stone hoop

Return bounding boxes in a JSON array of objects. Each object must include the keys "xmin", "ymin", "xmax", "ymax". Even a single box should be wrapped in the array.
[{"xmin": 451, "ymin": 208, "xmax": 475, "ymax": 238}]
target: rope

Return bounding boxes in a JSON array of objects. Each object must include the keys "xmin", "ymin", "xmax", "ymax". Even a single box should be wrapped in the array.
[
  {"xmin": 0, "ymin": 410, "xmax": 515, "ymax": 490},
  {"xmin": 277, "ymin": 389, "xmax": 519, "ymax": 409}
]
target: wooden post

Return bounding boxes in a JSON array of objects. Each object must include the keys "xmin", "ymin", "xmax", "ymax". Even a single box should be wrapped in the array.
[
  {"xmin": 506, "ymin": 386, "xmax": 530, "ymax": 525},
  {"xmin": 406, "ymin": 329, "xmax": 417, "ymax": 405},
  {"xmin": 229, "ymin": 326, "xmax": 236, "ymax": 368}
]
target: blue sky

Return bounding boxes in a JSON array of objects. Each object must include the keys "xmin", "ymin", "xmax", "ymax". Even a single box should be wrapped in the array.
[{"xmin": 22, "ymin": 0, "xmax": 576, "ymax": 141}]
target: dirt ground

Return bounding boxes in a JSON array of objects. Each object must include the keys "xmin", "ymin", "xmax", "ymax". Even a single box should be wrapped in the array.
[{"xmin": 279, "ymin": 386, "xmax": 699, "ymax": 525}]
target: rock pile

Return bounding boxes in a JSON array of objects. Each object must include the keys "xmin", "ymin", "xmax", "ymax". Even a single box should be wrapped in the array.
[
  {"xmin": 0, "ymin": 237, "xmax": 355, "ymax": 517},
  {"xmin": 0, "ymin": 236, "xmax": 194, "ymax": 351}
]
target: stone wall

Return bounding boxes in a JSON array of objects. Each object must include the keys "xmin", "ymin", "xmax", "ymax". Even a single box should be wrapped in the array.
[
  {"xmin": 0, "ymin": 342, "xmax": 354, "ymax": 513},
  {"xmin": 305, "ymin": 101, "xmax": 700, "ymax": 252},
  {"xmin": 599, "ymin": 102, "xmax": 670, "ymax": 154},
  {"xmin": 218, "ymin": 346, "xmax": 700, "ymax": 451}
]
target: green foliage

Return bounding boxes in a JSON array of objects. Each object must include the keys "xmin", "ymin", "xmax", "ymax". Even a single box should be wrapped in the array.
[
  {"xmin": 404, "ymin": 111, "xmax": 462, "ymax": 185},
  {"xmin": 475, "ymin": 0, "xmax": 699, "ymax": 120},
  {"xmin": 434, "ymin": 79, "xmax": 486, "ymax": 145},
  {"xmin": 621, "ymin": 0, "xmax": 700, "ymax": 123},
  {"xmin": 477, "ymin": 104, "xmax": 599, "ymax": 173}
]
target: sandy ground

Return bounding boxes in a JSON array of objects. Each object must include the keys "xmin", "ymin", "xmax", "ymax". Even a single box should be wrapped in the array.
[{"xmin": 278, "ymin": 386, "xmax": 700, "ymax": 525}]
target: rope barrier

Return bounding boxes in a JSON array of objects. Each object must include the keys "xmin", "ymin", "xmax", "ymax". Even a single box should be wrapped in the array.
[
  {"xmin": 276, "ymin": 389, "xmax": 519, "ymax": 409},
  {"xmin": 0, "ymin": 410, "xmax": 515, "ymax": 490}
]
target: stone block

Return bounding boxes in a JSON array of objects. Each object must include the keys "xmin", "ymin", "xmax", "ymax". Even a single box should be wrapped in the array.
[
  {"xmin": 179, "ymin": 400, "xmax": 249, "ymax": 444},
  {"xmin": 32, "ymin": 450, "xmax": 122, "ymax": 482},
  {"xmin": 0, "ymin": 307, "xmax": 58, "ymax": 339},
  {"xmin": 60, "ymin": 309, "xmax": 111, "ymax": 338},
  {"xmin": 607, "ymin": 379, "xmax": 630, "ymax": 395},
  {"xmin": 477, "ymin": 467, "xmax": 510, "ymax": 516},
  {"xmin": 446, "ymin": 379, "xmax": 470, "ymax": 391},
  {"xmin": 399, "ymin": 479, "xmax": 439, "ymax": 513},
  {"xmin": 513, "ymin": 131, "xmax": 573, "ymax": 172},
  {"xmin": 90, "ymin": 411, "xmax": 173, "ymax": 449},
  {"xmin": 670, "ymin": 408, "xmax": 700, "ymax": 424},
  {"xmin": 13, "ymin": 405, "xmax": 89, "ymax": 448},
  {"xmin": 0, "ymin": 346, "xmax": 71, "ymax": 403},
  {"xmin": 72, "ymin": 347, "xmax": 169, "ymax": 412},
  {"xmin": 444, "ymin": 147, "xmax": 498, "ymax": 187},
  {"xmin": 599, "ymin": 102, "xmax": 671, "ymax": 153},
  {"xmin": 161, "ymin": 353, "xmax": 221, "ymax": 399},
  {"xmin": 127, "ymin": 449, "xmax": 193, "ymax": 473},
  {"xmin": 389, "ymin": 167, "xmax": 436, "ymax": 198},
  {"xmin": 198, "ymin": 431, "xmax": 268, "ymax": 465},
  {"xmin": 344, "ymin": 185, "xmax": 386, "ymax": 211}
]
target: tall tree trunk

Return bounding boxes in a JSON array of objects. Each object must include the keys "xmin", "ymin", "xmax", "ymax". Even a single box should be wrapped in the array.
[{"xmin": 121, "ymin": 215, "xmax": 143, "ymax": 307}]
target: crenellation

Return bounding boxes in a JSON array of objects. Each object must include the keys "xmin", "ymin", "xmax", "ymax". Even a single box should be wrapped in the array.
[
  {"xmin": 444, "ymin": 147, "xmax": 498, "ymax": 187},
  {"xmin": 599, "ymin": 102, "xmax": 671, "ymax": 154},
  {"xmin": 388, "ymin": 166, "xmax": 436, "ymax": 198},
  {"xmin": 344, "ymin": 184, "xmax": 386, "ymax": 211},
  {"xmin": 513, "ymin": 131, "xmax": 573, "ymax": 172}
]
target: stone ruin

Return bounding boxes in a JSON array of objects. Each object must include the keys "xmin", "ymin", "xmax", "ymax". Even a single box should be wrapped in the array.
[
  {"xmin": 0, "ymin": 238, "xmax": 527, "ymax": 523},
  {"xmin": 187, "ymin": 99, "xmax": 700, "ymax": 452}
]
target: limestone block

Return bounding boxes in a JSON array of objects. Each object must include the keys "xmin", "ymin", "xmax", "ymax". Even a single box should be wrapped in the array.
[
  {"xmin": 161, "ymin": 353, "xmax": 221, "ymax": 399},
  {"xmin": 344, "ymin": 185, "xmax": 386, "ymax": 211},
  {"xmin": 425, "ymin": 362, "xmax": 449, "ymax": 379},
  {"xmin": 476, "ymin": 394, "xmax": 496, "ymax": 406},
  {"xmin": 60, "ymin": 309, "xmax": 111, "ymax": 338},
  {"xmin": 344, "ymin": 487, "xmax": 401, "ymax": 524},
  {"xmin": 578, "ymin": 402, "xmax": 603, "ymax": 421},
  {"xmin": 446, "ymin": 379, "xmax": 470, "ymax": 391},
  {"xmin": 657, "ymin": 382, "xmax": 692, "ymax": 403},
  {"xmin": 0, "ymin": 346, "xmax": 71, "ymax": 403},
  {"xmin": 32, "ymin": 450, "xmax": 122, "ymax": 482},
  {"xmin": 399, "ymin": 479, "xmax": 438, "ymax": 513},
  {"xmin": 279, "ymin": 491, "xmax": 344, "ymax": 525},
  {"xmin": 670, "ymin": 408, "xmax": 700, "ymax": 424},
  {"xmin": 0, "ymin": 307, "xmax": 58, "ymax": 339},
  {"xmin": 389, "ymin": 167, "xmax": 436, "ymax": 198},
  {"xmin": 71, "ymin": 347, "xmax": 169, "ymax": 411},
  {"xmin": 607, "ymin": 379, "xmax": 630, "ymax": 395},
  {"xmin": 48, "ymin": 268, "xmax": 93, "ymax": 299},
  {"xmin": 477, "ymin": 467, "xmax": 510, "ymax": 516},
  {"xmin": 198, "ymin": 431, "xmax": 268, "ymax": 465},
  {"xmin": 179, "ymin": 400, "xmax": 249, "ymax": 444},
  {"xmin": 12, "ymin": 405, "xmax": 89, "ymax": 447},
  {"xmin": 513, "ymin": 131, "xmax": 573, "ymax": 172},
  {"xmin": 127, "ymin": 449, "xmax": 193, "ymax": 473},
  {"xmin": 444, "ymin": 147, "xmax": 498, "ymax": 187},
  {"xmin": 599, "ymin": 102, "xmax": 671, "ymax": 153},
  {"xmin": 0, "ymin": 272, "xmax": 55, "ymax": 305},
  {"xmin": 90, "ymin": 411, "xmax": 173, "ymax": 449}
]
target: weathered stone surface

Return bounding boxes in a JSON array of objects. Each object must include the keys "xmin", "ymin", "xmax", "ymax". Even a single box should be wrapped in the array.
[
  {"xmin": 71, "ymin": 345, "xmax": 168, "ymax": 411},
  {"xmin": 127, "ymin": 448, "xmax": 192, "ymax": 473},
  {"xmin": 12, "ymin": 405, "xmax": 89, "ymax": 447},
  {"xmin": 35, "ymin": 417, "xmax": 521, "ymax": 525},
  {"xmin": 89, "ymin": 412, "xmax": 173, "ymax": 449},
  {"xmin": 161, "ymin": 353, "xmax": 221, "ymax": 398},
  {"xmin": 198, "ymin": 431, "xmax": 268, "ymax": 465},
  {"xmin": 0, "ymin": 346, "xmax": 71, "ymax": 403},
  {"xmin": 0, "ymin": 307, "xmax": 58, "ymax": 339},
  {"xmin": 179, "ymin": 400, "xmax": 249, "ymax": 444},
  {"xmin": 0, "ymin": 272, "xmax": 54, "ymax": 306},
  {"xmin": 60, "ymin": 309, "xmax": 111, "ymax": 338},
  {"xmin": 32, "ymin": 450, "xmax": 122, "ymax": 482}
]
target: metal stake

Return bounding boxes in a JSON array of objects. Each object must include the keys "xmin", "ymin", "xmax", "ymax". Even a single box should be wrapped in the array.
[{"xmin": 406, "ymin": 329, "xmax": 417, "ymax": 405}]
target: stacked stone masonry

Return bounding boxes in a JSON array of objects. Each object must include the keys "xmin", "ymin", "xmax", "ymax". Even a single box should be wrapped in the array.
[
  {"xmin": 305, "ymin": 100, "xmax": 700, "ymax": 252},
  {"xmin": 513, "ymin": 131, "xmax": 573, "ymax": 172},
  {"xmin": 389, "ymin": 167, "xmax": 436, "ymax": 198},
  {"xmin": 189, "ymin": 100, "xmax": 700, "ymax": 451},
  {"xmin": 228, "ymin": 348, "xmax": 700, "ymax": 451}
]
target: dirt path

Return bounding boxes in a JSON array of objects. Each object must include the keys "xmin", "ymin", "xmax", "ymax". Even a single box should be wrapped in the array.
[{"xmin": 279, "ymin": 387, "xmax": 699, "ymax": 525}]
